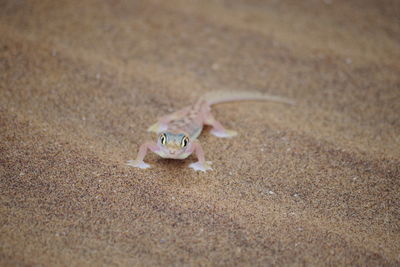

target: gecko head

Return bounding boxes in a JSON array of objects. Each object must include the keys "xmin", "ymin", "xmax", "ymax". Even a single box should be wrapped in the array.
[{"xmin": 157, "ymin": 132, "xmax": 191, "ymax": 158}]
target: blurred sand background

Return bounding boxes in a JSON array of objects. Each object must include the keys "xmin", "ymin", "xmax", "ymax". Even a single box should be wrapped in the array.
[{"xmin": 1, "ymin": 0, "xmax": 399, "ymax": 265}]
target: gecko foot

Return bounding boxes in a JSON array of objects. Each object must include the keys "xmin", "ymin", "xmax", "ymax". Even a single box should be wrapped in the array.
[
  {"xmin": 126, "ymin": 160, "xmax": 151, "ymax": 169},
  {"xmin": 189, "ymin": 161, "xmax": 213, "ymax": 172},
  {"xmin": 147, "ymin": 122, "xmax": 167, "ymax": 133},
  {"xmin": 210, "ymin": 129, "xmax": 238, "ymax": 138}
]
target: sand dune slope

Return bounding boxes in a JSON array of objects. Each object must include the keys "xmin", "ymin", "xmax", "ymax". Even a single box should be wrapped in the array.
[{"xmin": 1, "ymin": 0, "xmax": 399, "ymax": 265}]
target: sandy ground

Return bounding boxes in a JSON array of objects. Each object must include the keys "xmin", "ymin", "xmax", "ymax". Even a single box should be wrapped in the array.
[{"xmin": 1, "ymin": 0, "xmax": 399, "ymax": 265}]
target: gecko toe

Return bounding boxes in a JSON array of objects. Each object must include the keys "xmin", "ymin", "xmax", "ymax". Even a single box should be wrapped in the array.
[
  {"xmin": 210, "ymin": 129, "xmax": 238, "ymax": 138},
  {"xmin": 126, "ymin": 160, "xmax": 151, "ymax": 169},
  {"xmin": 189, "ymin": 161, "xmax": 213, "ymax": 172}
]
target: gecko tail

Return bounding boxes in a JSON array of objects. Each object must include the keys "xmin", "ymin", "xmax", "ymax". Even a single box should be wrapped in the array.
[{"xmin": 200, "ymin": 90, "xmax": 295, "ymax": 106}]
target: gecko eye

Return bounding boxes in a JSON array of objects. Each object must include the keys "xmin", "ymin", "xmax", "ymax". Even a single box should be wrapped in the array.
[
  {"xmin": 181, "ymin": 136, "xmax": 189, "ymax": 148},
  {"xmin": 160, "ymin": 133, "xmax": 167, "ymax": 145}
]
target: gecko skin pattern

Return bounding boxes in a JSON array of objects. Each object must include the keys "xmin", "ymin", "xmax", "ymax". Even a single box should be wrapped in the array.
[{"xmin": 126, "ymin": 91, "xmax": 294, "ymax": 172}]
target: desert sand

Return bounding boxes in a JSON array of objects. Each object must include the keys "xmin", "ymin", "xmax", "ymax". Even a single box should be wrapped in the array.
[{"xmin": 1, "ymin": 0, "xmax": 399, "ymax": 265}]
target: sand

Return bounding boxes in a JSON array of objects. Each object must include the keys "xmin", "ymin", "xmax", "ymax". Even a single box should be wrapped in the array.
[{"xmin": 1, "ymin": 0, "xmax": 399, "ymax": 265}]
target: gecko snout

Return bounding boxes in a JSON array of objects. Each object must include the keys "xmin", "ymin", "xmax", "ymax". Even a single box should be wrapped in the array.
[{"xmin": 169, "ymin": 149, "xmax": 178, "ymax": 155}]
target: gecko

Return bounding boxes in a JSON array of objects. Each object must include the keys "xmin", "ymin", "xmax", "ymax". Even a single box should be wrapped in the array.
[{"xmin": 126, "ymin": 91, "xmax": 294, "ymax": 172}]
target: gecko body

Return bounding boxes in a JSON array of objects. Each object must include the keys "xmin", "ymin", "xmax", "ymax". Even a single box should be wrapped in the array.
[{"xmin": 127, "ymin": 91, "xmax": 294, "ymax": 172}]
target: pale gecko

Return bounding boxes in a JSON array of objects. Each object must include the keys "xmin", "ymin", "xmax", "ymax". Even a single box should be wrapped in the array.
[{"xmin": 126, "ymin": 91, "xmax": 294, "ymax": 172}]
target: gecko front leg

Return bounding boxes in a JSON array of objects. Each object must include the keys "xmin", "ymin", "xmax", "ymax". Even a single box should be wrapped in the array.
[
  {"xmin": 126, "ymin": 142, "xmax": 160, "ymax": 169},
  {"xmin": 188, "ymin": 141, "xmax": 212, "ymax": 172}
]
